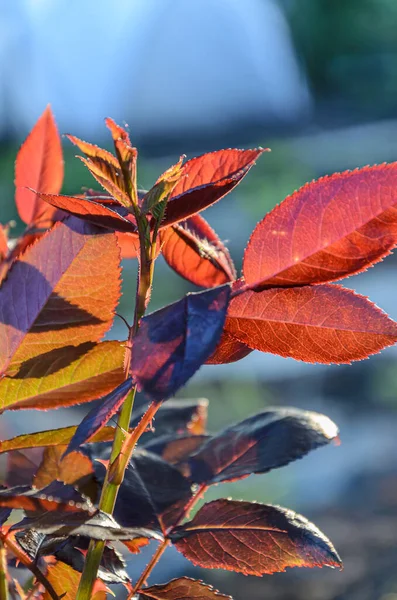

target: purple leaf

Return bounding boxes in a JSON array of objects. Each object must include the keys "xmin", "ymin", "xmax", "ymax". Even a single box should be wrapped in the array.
[
  {"xmin": 63, "ymin": 377, "xmax": 133, "ymax": 457},
  {"xmin": 131, "ymin": 285, "xmax": 231, "ymax": 401}
]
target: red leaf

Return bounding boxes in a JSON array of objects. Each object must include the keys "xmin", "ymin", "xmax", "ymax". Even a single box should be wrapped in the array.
[
  {"xmin": 225, "ymin": 285, "xmax": 397, "ymax": 364},
  {"xmin": 161, "ymin": 148, "xmax": 266, "ymax": 227},
  {"xmin": 15, "ymin": 106, "xmax": 64, "ymax": 226},
  {"xmin": 244, "ymin": 163, "xmax": 397, "ymax": 288},
  {"xmin": 161, "ymin": 215, "xmax": 236, "ymax": 287},
  {"xmin": 171, "ymin": 499, "xmax": 341, "ymax": 575},
  {"xmin": 138, "ymin": 577, "xmax": 232, "ymax": 600},
  {"xmin": 206, "ymin": 331, "xmax": 252, "ymax": 364},
  {"xmin": 37, "ymin": 193, "xmax": 137, "ymax": 232},
  {"xmin": 131, "ymin": 285, "xmax": 231, "ymax": 401},
  {"xmin": 0, "ymin": 225, "xmax": 8, "ymax": 260},
  {"xmin": 0, "ymin": 217, "xmax": 121, "ymax": 375}
]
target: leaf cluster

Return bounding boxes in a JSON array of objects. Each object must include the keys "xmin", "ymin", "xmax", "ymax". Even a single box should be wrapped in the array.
[{"xmin": 0, "ymin": 106, "xmax": 396, "ymax": 598}]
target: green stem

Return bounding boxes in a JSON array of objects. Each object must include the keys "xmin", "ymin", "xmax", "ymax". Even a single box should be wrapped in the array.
[
  {"xmin": 0, "ymin": 541, "xmax": 9, "ymax": 600},
  {"xmin": 76, "ymin": 212, "xmax": 158, "ymax": 600}
]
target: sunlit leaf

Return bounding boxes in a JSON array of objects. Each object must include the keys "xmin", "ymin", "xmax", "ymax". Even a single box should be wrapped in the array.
[
  {"xmin": 188, "ymin": 407, "xmax": 338, "ymax": 484},
  {"xmin": 225, "ymin": 285, "xmax": 397, "ymax": 363},
  {"xmin": 161, "ymin": 148, "xmax": 266, "ymax": 227},
  {"xmin": 161, "ymin": 214, "xmax": 236, "ymax": 287},
  {"xmin": 0, "ymin": 341, "xmax": 125, "ymax": 411},
  {"xmin": 170, "ymin": 499, "xmax": 342, "ymax": 575},
  {"xmin": 15, "ymin": 106, "xmax": 64, "ymax": 226},
  {"xmin": 0, "ymin": 217, "xmax": 121, "ymax": 376},
  {"xmin": 244, "ymin": 163, "xmax": 397, "ymax": 288},
  {"xmin": 42, "ymin": 562, "xmax": 81, "ymax": 600},
  {"xmin": 131, "ymin": 285, "xmax": 231, "ymax": 401},
  {"xmin": 37, "ymin": 193, "xmax": 137, "ymax": 232},
  {"xmin": 138, "ymin": 577, "xmax": 232, "ymax": 600},
  {"xmin": 0, "ymin": 425, "xmax": 115, "ymax": 455},
  {"xmin": 206, "ymin": 331, "xmax": 252, "ymax": 364}
]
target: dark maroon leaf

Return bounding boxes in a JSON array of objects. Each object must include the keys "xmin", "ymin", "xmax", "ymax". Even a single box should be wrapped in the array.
[
  {"xmin": 0, "ymin": 481, "xmax": 93, "ymax": 514},
  {"xmin": 12, "ymin": 509, "xmax": 163, "ymax": 542},
  {"xmin": 138, "ymin": 577, "xmax": 232, "ymax": 600},
  {"xmin": 170, "ymin": 499, "xmax": 342, "ymax": 575},
  {"xmin": 188, "ymin": 407, "xmax": 339, "ymax": 485},
  {"xmin": 142, "ymin": 434, "xmax": 210, "ymax": 466},
  {"xmin": 94, "ymin": 448, "xmax": 192, "ymax": 533},
  {"xmin": 131, "ymin": 285, "xmax": 231, "ymax": 401},
  {"xmin": 161, "ymin": 149, "xmax": 266, "ymax": 227},
  {"xmin": 55, "ymin": 537, "xmax": 130, "ymax": 584},
  {"xmin": 64, "ymin": 377, "xmax": 133, "ymax": 457},
  {"xmin": 132, "ymin": 398, "xmax": 209, "ymax": 442}
]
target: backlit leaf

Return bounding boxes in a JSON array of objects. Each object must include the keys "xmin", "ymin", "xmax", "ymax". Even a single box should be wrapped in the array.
[
  {"xmin": 161, "ymin": 215, "xmax": 236, "ymax": 287},
  {"xmin": 206, "ymin": 331, "xmax": 252, "ymax": 364},
  {"xmin": 0, "ymin": 217, "xmax": 121, "ymax": 375},
  {"xmin": 15, "ymin": 106, "xmax": 64, "ymax": 226},
  {"xmin": 37, "ymin": 193, "xmax": 137, "ymax": 232},
  {"xmin": 0, "ymin": 481, "xmax": 93, "ymax": 513},
  {"xmin": 42, "ymin": 562, "xmax": 81, "ymax": 600},
  {"xmin": 138, "ymin": 577, "xmax": 232, "ymax": 600},
  {"xmin": 64, "ymin": 377, "xmax": 133, "ymax": 457},
  {"xmin": 0, "ymin": 226, "xmax": 8, "ymax": 260},
  {"xmin": 161, "ymin": 149, "xmax": 266, "ymax": 227},
  {"xmin": 33, "ymin": 446, "xmax": 95, "ymax": 501},
  {"xmin": 225, "ymin": 285, "xmax": 397, "ymax": 363},
  {"xmin": 0, "ymin": 425, "xmax": 115, "ymax": 455},
  {"xmin": 78, "ymin": 156, "xmax": 131, "ymax": 207},
  {"xmin": 131, "ymin": 285, "xmax": 231, "ymax": 401},
  {"xmin": 244, "ymin": 163, "xmax": 397, "ymax": 288},
  {"xmin": 0, "ymin": 341, "xmax": 125, "ymax": 411},
  {"xmin": 170, "ymin": 499, "xmax": 342, "ymax": 575},
  {"xmin": 188, "ymin": 407, "xmax": 338, "ymax": 484}
]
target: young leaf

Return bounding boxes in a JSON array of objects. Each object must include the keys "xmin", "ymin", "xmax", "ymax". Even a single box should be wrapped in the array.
[
  {"xmin": 66, "ymin": 135, "xmax": 119, "ymax": 168},
  {"xmin": 78, "ymin": 156, "xmax": 131, "ymax": 207},
  {"xmin": 161, "ymin": 214, "xmax": 236, "ymax": 288},
  {"xmin": 0, "ymin": 481, "xmax": 93, "ymax": 513},
  {"xmin": 131, "ymin": 285, "xmax": 231, "ymax": 401},
  {"xmin": 0, "ymin": 217, "xmax": 121, "ymax": 375},
  {"xmin": 138, "ymin": 577, "xmax": 232, "ymax": 600},
  {"xmin": 225, "ymin": 285, "xmax": 397, "ymax": 363},
  {"xmin": 37, "ymin": 193, "xmax": 137, "ymax": 232},
  {"xmin": 170, "ymin": 499, "xmax": 342, "ymax": 575},
  {"xmin": 188, "ymin": 407, "xmax": 338, "ymax": 485},
  {"xmin": 244, "ymin": 163, "xmax": 397, "ymax": 288},
  {"xmin": 206, "ymin": 331, "xmax": 252, "ymax": 364},
  {"xmin": 0, "ymin": 426, "xmax": 115, "ymax": 455},
  {"xmin": 161, "ymin": 148, "xmax": 266, "ymax": 227},
  {"xmin": 132, "ymin": 398, "xmax": 209, "ymax": 439},
  {"xmin": 15, "ymin": 106, "xmax": 64, "ymax": 226},
  {"xmin": 141, "ymin": 157, "xmax": 185, "ymax": 215},
  {"xmin": 0, "ymin": 341, "xmax": 125, "ymax": 411},
  {"xmin": 63, "ymin": 377, "xmax": 133, "ymax": 457}
]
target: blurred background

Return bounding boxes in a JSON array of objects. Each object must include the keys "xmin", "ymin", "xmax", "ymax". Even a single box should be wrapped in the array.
[{"xmin": 2, "ymin": 0, "xmax": 397, "ymax": 598}]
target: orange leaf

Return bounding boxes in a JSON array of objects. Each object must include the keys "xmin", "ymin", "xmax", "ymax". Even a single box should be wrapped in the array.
[
  {"xmin": 244, "ymin": 163, "xmax": 397, "ymax": 288},
  {"xmin": 15, "ymin": 106, "xmax": 64, "ymax": 226},
  {"xmin": 226, "ymin": 284, "xmax": 397, "ymax": 364}
]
